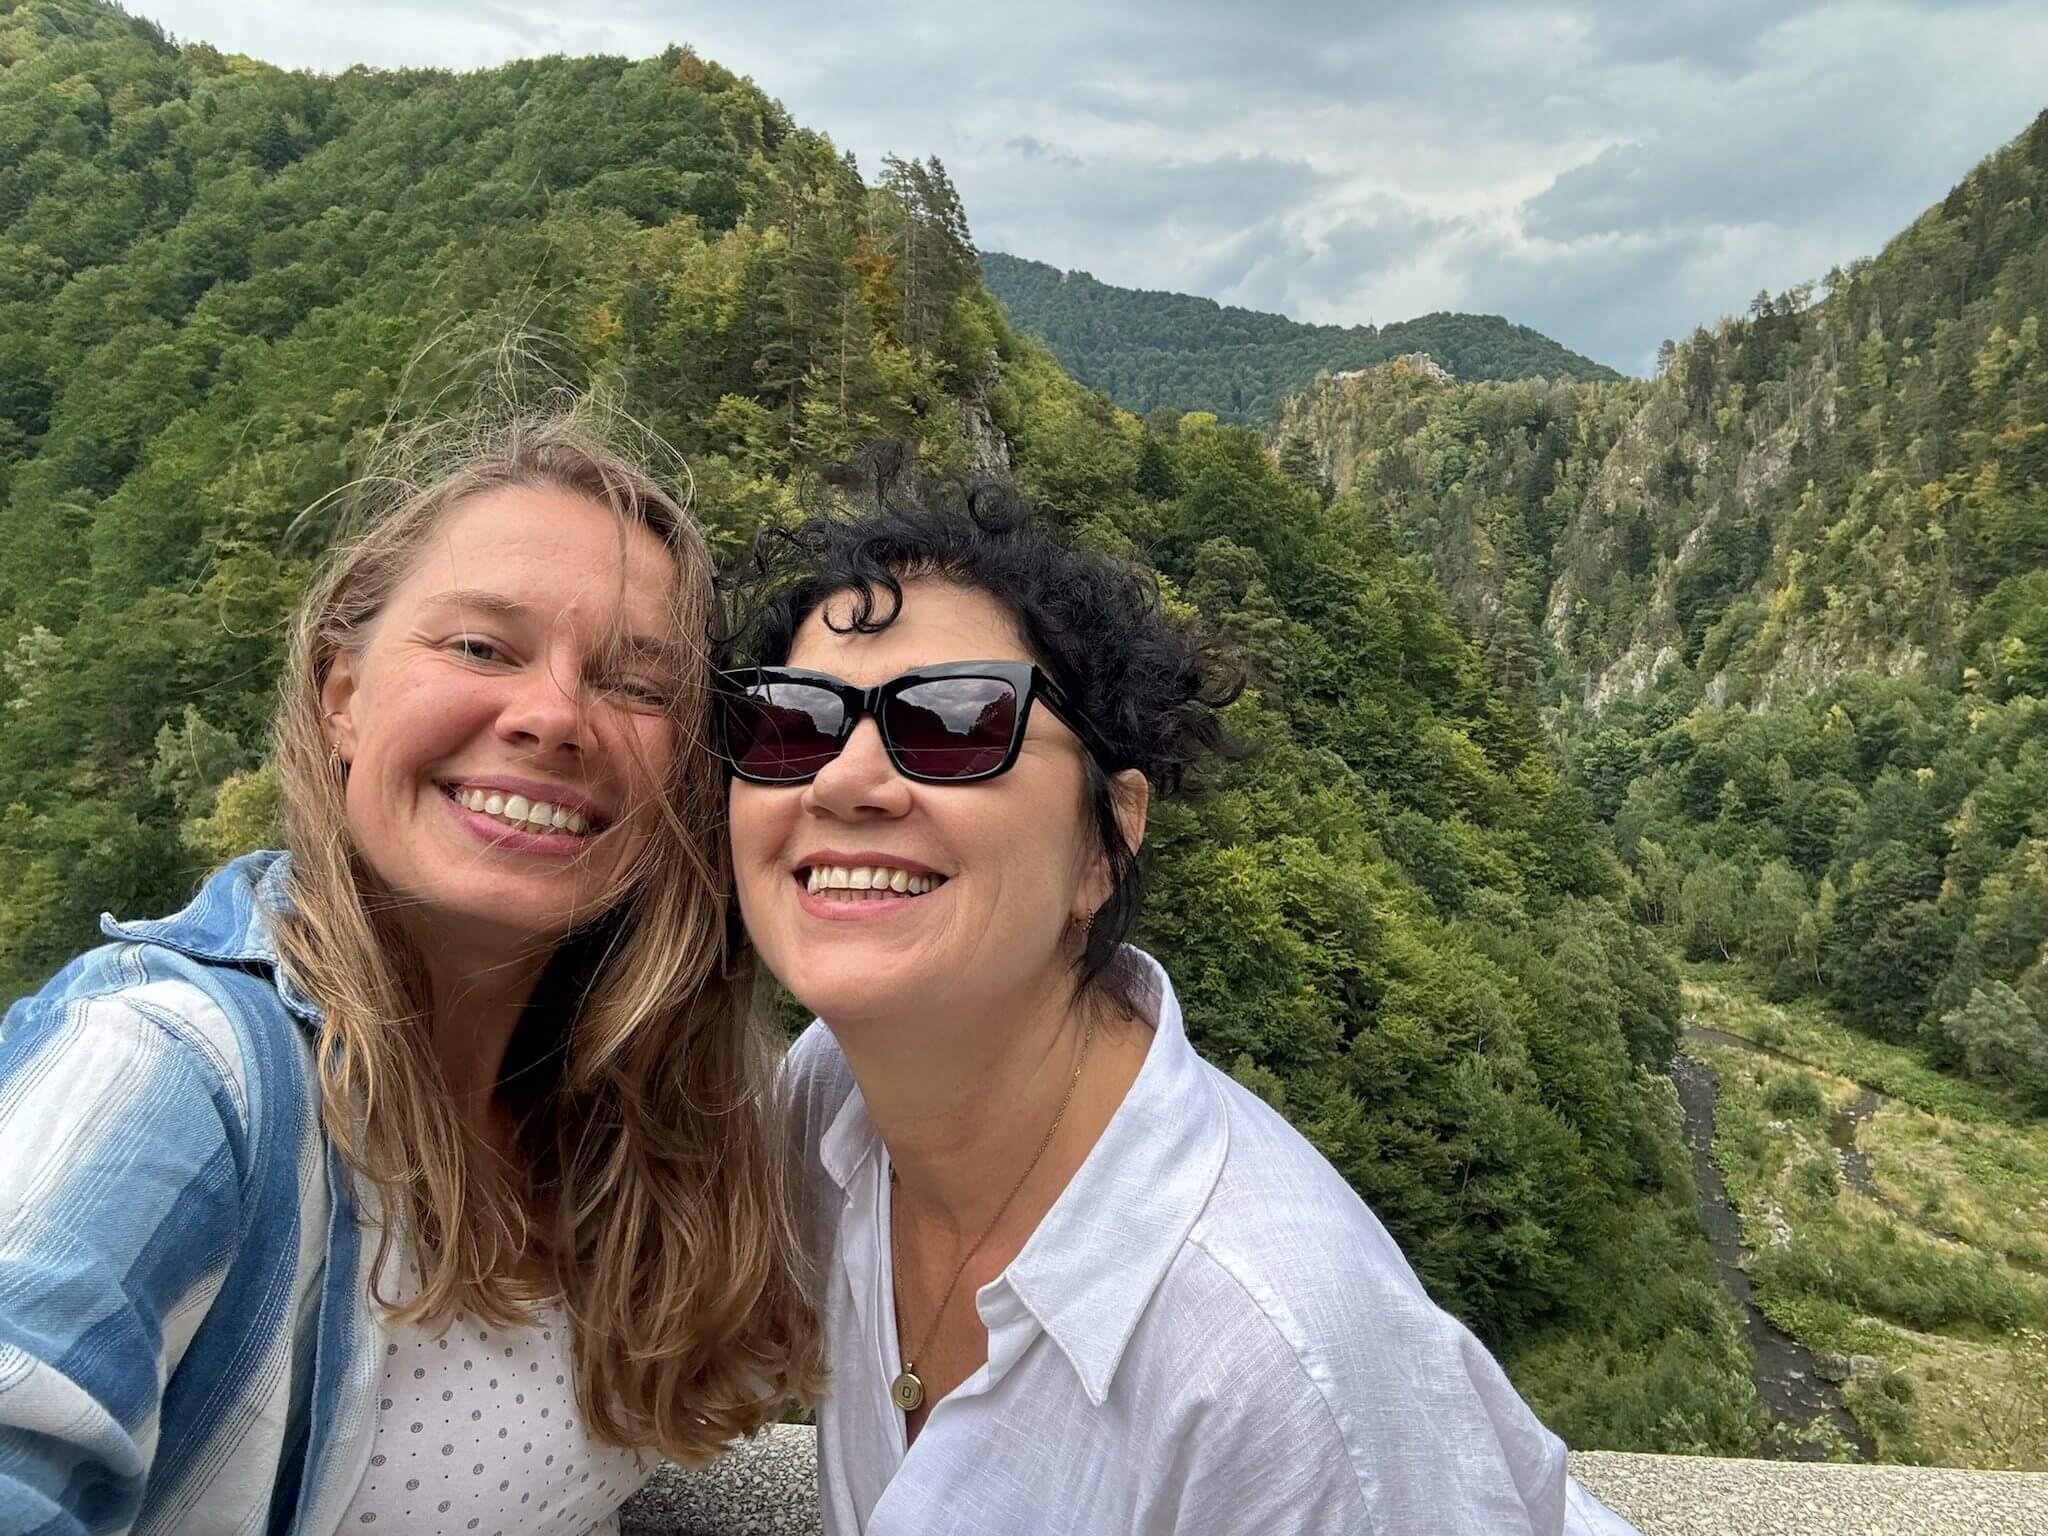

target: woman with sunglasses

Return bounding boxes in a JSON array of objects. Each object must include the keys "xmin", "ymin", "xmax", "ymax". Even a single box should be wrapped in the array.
[
  {"xmin": 0, "ymin": 414, "xmax": 820, "ymax": 1535},
  {"xmin": 718, "ymin": 469, "xmax": 1638, "ymax": 1534}
]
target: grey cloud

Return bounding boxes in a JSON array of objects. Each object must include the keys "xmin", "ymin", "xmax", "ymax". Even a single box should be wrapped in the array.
[
  {"xmin": 1584, "ymin": 1, "xmax": 1832, "ymax": 70},
  {"xmin": 1004, "ymin": 136, "xmax": 1083, "ymax": 168},
  {"xmin": 1201, "ymin": 204, "xmax": 1457, "ymax": 317},
  {"xmin": 1455, "ymin": 230, "xmax": 1701, "ymax": 375},
  {"xmin": 973, "ymin": 150, "xmax": 1329, "ymax": 243},
  {"xmin": 1528, "ymin": 127, "xmax": 1909, "ymax": 245}
]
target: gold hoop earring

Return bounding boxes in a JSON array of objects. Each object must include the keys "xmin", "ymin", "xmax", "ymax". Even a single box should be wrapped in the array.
[{"xmin": 329, "ymin": 745, "xmax": 346, "ymax": 782}]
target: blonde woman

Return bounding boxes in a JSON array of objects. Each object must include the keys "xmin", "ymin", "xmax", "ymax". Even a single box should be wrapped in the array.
[{"xmin": 0, "ymin": 415, "xmax": 821, "ymax": 1536}]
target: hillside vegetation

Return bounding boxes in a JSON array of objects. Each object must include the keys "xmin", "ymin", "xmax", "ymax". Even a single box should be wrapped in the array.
[
  {"xmin": 1277, "ymin": 110, "xmax": 2048, "ymax": 720},
  {"xmin": 1275, "ymin": 104, "xmax": 2048, "ymax": 1367},
  {"xmin": 980, "ymin": 249, "xmax": 1620, "ymax": 425},
  {"xmin": 0, "ymin": 0, "xmax": 1751, "ymax": 1455}
]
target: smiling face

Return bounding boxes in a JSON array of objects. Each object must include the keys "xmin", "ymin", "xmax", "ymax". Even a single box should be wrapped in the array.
[
  {"xmin": 320, "ymin": 483, "xmax": 679, "ymax": 969},
  {"xmin": 728, "ymin": 579, "xmax": 1111, "ymax": 1035}
]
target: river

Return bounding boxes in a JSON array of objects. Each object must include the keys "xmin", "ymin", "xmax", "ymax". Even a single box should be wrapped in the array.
[{"xmin": 1669, "ymin": 1047, "xmax": 1874, "ymax": 1460}]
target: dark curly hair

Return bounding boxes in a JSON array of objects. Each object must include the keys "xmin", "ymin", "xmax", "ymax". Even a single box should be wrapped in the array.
[{"xmin": 721, "ymin": 444, "xmax": 1241, "ymax": 1007}]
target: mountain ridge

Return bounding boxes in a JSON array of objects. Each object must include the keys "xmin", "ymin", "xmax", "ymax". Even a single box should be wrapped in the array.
[
  {"xmin": 980, "ymin": 249, "xmax": 1620, "ymax": 424},
  {"xmin": 1272, "ymin": 106, "xmax": 2047, "ymax": 718}
]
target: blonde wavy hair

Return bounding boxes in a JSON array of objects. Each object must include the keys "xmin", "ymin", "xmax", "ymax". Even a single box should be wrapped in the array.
[{"xmin": 269, "ymin": 409, "xmax": 822, "ymax": 1462}]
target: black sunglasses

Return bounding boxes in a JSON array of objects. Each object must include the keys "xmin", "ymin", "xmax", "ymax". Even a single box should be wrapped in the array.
[{"xmin": 716, "ymin": 661, "xmax": 1108, "ymax": 785}]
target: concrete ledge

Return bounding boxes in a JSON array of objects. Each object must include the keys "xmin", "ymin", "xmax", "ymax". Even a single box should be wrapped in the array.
[
  {"xmin": 620, "ymin": 1426, "xmax": 2048, "ymax": 1535},
  {"xmin": 1569, "ymin": 1450, "xmax": 2048, "ymax": 1535},
  {"xmin": 621, "ymin": 1426, "xmax": 817, "ymax": 1536}
]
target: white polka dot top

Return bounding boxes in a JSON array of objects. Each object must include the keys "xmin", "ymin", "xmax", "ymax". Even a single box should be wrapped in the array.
[{"xmin": 338, "ymin": 1254, "xmax": 653, "ymax": 1536}]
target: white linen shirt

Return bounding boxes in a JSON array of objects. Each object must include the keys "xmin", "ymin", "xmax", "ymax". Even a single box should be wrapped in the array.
[{"xmin": 785, "ymin": 953, "xmax": 1641, "ymax": 1536}]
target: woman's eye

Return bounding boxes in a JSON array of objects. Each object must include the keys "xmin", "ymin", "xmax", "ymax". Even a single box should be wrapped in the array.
[
  {"xmin": 604, "ymin": 676, "xmax": 672, "ymax": 710},
  {"xmin": 450, "ymin": 636, "xmax": 503, "ymax": 663}
]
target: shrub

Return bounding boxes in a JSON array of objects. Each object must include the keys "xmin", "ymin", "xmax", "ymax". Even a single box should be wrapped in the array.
[
  {"xmin": 1764, "ymin": 1074, "xmax": 1825, "ymax": 1118},
  {"xmin": 1797, "ymin": 1155, "xmax": 1840, "ymax": 1201},
  {"xmin": 1753, "ymin": 1232, "xmax": 2038, "ymax": 1334}
]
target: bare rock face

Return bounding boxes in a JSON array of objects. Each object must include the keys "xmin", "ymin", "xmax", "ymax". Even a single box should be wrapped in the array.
[
  {"xmin": 1389, "ymin": 351, "xmax": 1454, "ymax": 386},
  {"xmin": 1813, "ymin": 1352, "xmax": 1883, "ymax": 1384},
  {"xmin": 962, "ymin": 363, "xmax": 1012, "ymax": 477}
]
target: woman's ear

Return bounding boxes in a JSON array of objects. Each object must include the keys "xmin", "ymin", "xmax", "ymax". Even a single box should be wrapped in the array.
[
  {"xmin": 1110, "ymin": 769, "xmax": 1149, "ymax": 859},
  {"xmin": 320, "ymin": 652, "xmax": 361, "ymax": 763},
  {"xmin": 1078, "ymin": 770, "xmax": 1151, "ymax": 921}
]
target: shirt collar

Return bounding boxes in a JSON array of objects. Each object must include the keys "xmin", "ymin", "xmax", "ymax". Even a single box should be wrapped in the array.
[
  {"xmin": 818, "ymin": 951, "xmax": 1227, "ymax": 1408},
  {"xmin": 999, "ymin": 953, "xmax": 1226, "ymax": 1405},
  {"xmin": 99, "ymin": 849, "xmax": 324, "ymax": 1023},
  {"xmin": 820, "ymin": 1069, "xmax": 883, "ymax": 1193}
]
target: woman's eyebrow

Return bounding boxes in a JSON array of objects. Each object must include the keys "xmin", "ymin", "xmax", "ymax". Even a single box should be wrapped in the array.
[
  {"xmin": 604, "ymin": 632, "xmax": 687, "ymax": 671},
  {"xmin": 421, "ymin": 588, "xmax": 527, "ymax": 621},
  {"xmin": 423, "ymin": 589, "xmax": 676, "ymax": 663}
]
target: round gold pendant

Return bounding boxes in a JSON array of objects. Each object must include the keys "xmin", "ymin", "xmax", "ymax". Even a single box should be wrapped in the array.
[{"xmin": 890, "ymin": 1369, "xmax": 925, "ymax": 1412}]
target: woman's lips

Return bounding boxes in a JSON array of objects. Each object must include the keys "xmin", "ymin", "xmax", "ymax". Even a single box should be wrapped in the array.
[{"xmin": 794, "ymin": 879, "xmax": 948, "ymax": 921}]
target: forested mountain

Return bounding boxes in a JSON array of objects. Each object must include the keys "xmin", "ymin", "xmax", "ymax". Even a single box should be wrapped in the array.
[
  {"xmin": 1274, "ymin": 109, "xmax": 2048, "ymax": 1101},
  {"xmin": 980, "ymin": 249, "xmax": 1620, "ymax": 425},
  {"xmin": 0, "ymin": 0, "xmax": 1752, "ymax": 1456}
]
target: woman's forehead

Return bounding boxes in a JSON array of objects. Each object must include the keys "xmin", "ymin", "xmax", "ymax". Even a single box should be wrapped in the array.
[
  {"xmin": 396, "ymin": 486, "xmax": 676, "ymax": 628},
  {"xmin": 790, "ymin": 578, "xmax": 1031, "ymax": 675}
]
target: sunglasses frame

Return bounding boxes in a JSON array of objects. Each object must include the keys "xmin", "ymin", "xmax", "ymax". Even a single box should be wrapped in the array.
[{"xmin": 716, "ymin": 660, "xmax": 1109, "ymax": 786}]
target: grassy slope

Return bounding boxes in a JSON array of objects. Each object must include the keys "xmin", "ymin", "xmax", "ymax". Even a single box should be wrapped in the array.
[{"xmin": 1685, "ymin": 964, "xmax": 2048, "ymax": 1467}]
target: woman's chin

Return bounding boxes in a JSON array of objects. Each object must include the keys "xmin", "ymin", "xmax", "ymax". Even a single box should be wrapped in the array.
[
  {"xmin": 793, "ymin": 970, "xmax": 928, "ymax": 1032},
  {"xmin": 388, "ymin": 875, "xmax": 597, "ymax": 962}
]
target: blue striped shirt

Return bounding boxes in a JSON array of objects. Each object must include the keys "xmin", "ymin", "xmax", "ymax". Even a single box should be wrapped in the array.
[{"xmin": 1, "ymin": 853, "xmax": 378, "ymax": 1536}]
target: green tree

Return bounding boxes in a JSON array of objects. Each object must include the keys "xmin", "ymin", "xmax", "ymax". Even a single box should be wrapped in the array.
[
  {"xmin": 1679, "ymin": 859, "xmax": 1744, "ymax": 960},
  {"xmin": 1940, "ymin": 984, "xmax": 2048, "ymax": 1107}
]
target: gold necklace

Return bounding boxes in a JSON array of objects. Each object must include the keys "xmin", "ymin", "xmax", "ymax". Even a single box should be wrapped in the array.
[{"xmin": 888, "ymin": 1020, "xmax": 1095, "ymax": 1414}]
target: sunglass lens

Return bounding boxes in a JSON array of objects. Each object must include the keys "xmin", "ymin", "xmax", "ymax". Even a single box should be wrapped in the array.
[
  {"xmin": 724, "ymin": 682, "xmax": 845, "ymax": 782},
  {"xmin": 886, "ymin": 678, "xmax": 1018, "ymax": 779}
]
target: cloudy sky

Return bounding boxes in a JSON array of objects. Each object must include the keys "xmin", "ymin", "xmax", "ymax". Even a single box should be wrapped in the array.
[{"xmin": 139, "ymin": 1, "xmax": 2048, "ymax": 373}]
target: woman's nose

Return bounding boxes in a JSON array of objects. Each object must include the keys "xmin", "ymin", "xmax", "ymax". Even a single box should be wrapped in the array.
[
  {"xmin": 803, "ymin": 717, "xmax": 911, "ymax": 817},
  {"xmin": 496, "ymin": 662, "xmax": 586, "ymax": 756}
]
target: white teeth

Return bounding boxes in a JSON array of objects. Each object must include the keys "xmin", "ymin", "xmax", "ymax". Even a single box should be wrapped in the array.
[
  {"xmin": 452, "ymin": 785, "xmax": 593, "ymax": 836},
  {"xmin": 804, "ymin": 864, "xmax": 945, "ymax": 899}
]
